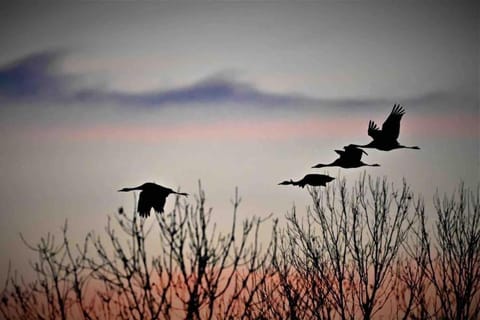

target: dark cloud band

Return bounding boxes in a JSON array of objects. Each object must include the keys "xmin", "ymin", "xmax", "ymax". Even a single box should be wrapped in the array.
[{"xmin": 0, "ymin": 50, "xmax": 456, "ymax": 110}]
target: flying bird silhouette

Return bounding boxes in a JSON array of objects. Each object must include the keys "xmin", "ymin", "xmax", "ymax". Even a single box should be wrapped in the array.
[
  {"xmin": 350, "ymin": 104, "xmax": 420, "ymax": 151},
  {"xmin": 278, "ymin": 174, "xmax": 335, "ymax": 188},
  {"xmin": 312, "ymin": 145, "xmax": 380, "ymax": 169},
  {"xmin": 118, "ymin": 182, "xmax": 188, "ymax": 217}
]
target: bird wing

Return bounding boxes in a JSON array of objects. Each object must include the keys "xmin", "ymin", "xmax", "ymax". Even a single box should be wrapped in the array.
[
  {"xmin": 381, "ymin": 104, "xmax": 405, "ymax": 140},
  {"xmin": 153, "ymin": 196, "xmax": 167, "ymax": 214},
  {"xmin": 343, "ymin": 145, "xmax": 363, "ymax": 162},
  {"xmin": 334, "ymin": 149, "xmax": 345, "ymax": 156},
  {"xmin": 368, "ymin": 120, "xmax": 382, "ymax": 139},
  {"xmin": 304, "ymin": 174, "xmax": 333, "ymax": 186},
  {"xmin": 137, "ymin": 191, "xmax": 152, "ymax": 217},
  {"xmin": 152, "ymin": 183, "xmax": 174, "ymax": 194}
]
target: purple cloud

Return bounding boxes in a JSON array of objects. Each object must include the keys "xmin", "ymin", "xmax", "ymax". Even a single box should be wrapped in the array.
[
  {"xmin": 0, "ymin": 50, "xmax": 456, "ymax": 109},
  {"xmin": 0, "ymin": 50, "xmax": 316, "ymax": 107},
  {"xmin": 0, "ymin": 50, "xmax": 75, "ymax": 100}
]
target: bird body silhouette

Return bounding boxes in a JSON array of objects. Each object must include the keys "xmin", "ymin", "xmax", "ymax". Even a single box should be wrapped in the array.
[
  {"xmin": 118, "ymin": 182, "xmax": 188, "ymax": 217},
  {"xmin": 350, "ymin": 104, "xmax": 420, "ymax": 151},
  {"xmin": 279, "ymin": 174, "xmax": 335, "ymax": 188},
  {"xmin": 312, "ymin": 145, "xmax": 380, "ymax": 169}
]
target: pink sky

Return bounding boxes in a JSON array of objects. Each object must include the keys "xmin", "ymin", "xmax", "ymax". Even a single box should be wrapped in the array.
[{"xmin": 19, "ymin": 113, "xmax": 479, "ymax": 143}]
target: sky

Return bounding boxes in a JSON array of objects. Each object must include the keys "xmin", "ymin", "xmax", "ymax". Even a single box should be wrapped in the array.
[{"xmin": 0, "ymin": 1, "xmax": 478, "ymax": 281}]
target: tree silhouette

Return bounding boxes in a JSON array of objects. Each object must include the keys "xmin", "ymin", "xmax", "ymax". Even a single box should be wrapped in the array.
[
  {"xmin": 393, "ymin": 199, "xmax": 430, "ymax": 320},
  {"xmin": 419, "ymin": 183, "xmax": 480, "ymax": 319},
  {"xmin": 283, "ymin": 174, "xmax": 420, "ymax": 320},
  {"xmin": 1, "ymin": 177, "xmax": 479, "ymax": 320},
  {"xmin": 254, "ymin": 226, "xmax": 332, "ymax": 320},
  {"xmin": 1, "ymin": 183, "xmax": 276, "ymax": 320},
  {"xmin": 0, "ymin": 222, "xmax": 92, "ymax": 320}
]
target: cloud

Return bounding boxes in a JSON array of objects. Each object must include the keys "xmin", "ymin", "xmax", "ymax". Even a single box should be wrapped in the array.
[
  {"xmin": 0, "ymin": 50, "xmax": 318, "ymax": 107},
  {"xmin": 0, "ymin": 50, "xmax": 461, "ymax": 110},
  {"xmin": 73, "ymin": 74, "xmax": 320, "ymax": 107},
  {"xmin": 0, "ymin": 50, "xmax": 75, "ymax": 100}
]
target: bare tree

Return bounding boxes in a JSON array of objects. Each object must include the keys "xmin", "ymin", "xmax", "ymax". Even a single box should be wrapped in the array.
[
  {"xmin": 420, "ymin": 183, "xmax": 480, "ymax": 320},
  {"xmin": 0, "ymin": 222, "xmax": 93, "ymax": 320},
  {"xmin": 85, "ymin": 203, "xmax": 169, "ymax": 319},
  {"xmin": 149, "ymin": 184, "xmax": 277, "ymax": 320},
  {"xmin": 284, "ymin": 174, "xmax": 419, "ymax": 320},
  {"xmin": 252, "ymin": 225, "xmax": 331, "ymax": 320},
  {"xmin": 83, "ymin": 182, "xmax": 276, "ymax": 320},
  {"xmin": 348, "ymin": 175, "xmax": 418, "ymax": 320},
  {"xmin": 393, "ymin": 198, "xmax": 431, "ymax": 320},
  {"xmin": 1, "ymin": 263, "xmax": 40, "ymax": 320},
  {"xmin": 1, "ymin": 183, "xmax": 276, "ymax": 320},
  {"xmin": 3, "ymin": 177, "xmax": 479, "ymax": 320}
]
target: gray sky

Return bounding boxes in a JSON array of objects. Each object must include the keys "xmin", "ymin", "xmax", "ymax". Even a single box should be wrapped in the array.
[{"xmin": 0, "ymin": 1, "xmax": 478, "ymax": 281}]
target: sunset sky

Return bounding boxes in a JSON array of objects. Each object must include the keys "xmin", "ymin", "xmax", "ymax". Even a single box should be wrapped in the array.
[{"xmin": 0, "ymin": 1, "xmax": 478, "ymax": 281}]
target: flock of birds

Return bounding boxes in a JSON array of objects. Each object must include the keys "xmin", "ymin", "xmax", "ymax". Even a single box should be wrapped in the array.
[
  {"xmin": 119, "ymin": 105, "xmax": 419, "ymax": 217},
  {"xmin": 278, "ymin": 104, "xmax": 419, "ymax": 188}
]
